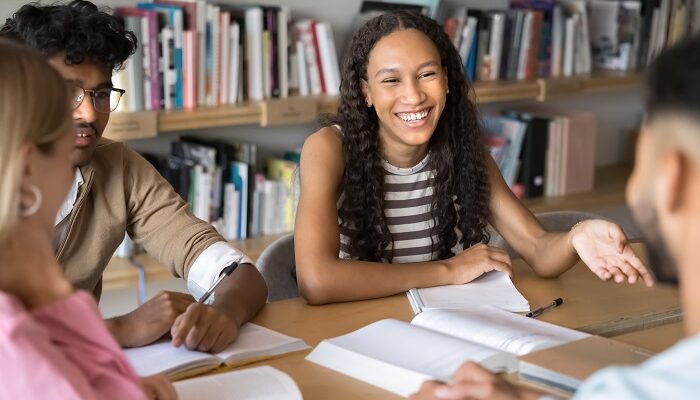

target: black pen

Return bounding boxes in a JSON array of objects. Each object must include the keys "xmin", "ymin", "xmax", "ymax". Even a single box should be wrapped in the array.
[
  {"xmin": 526, "ymin": 297, "xmax": 564, "ymax": 318},
  {"xmin": 198, "ymin": 257, "xmax": 242, "ymax": 304}
]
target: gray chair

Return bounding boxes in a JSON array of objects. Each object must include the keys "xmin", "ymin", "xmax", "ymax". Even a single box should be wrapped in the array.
[
  {"xmin": 256, "ymin": 233, "xmax": 299, "ymax": 302},
  {"xmin": 487, "ymin": 210, "xmax": 638, "ymax": 259}
]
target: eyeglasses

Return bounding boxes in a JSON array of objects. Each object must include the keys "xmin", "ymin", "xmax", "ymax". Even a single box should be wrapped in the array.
[{"xmin": 72, "ymin": 86, "xmax": 125, "ymax": 113}]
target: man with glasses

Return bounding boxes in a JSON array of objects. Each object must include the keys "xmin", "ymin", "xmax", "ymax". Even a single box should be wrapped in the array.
[{"xmin": 1, "ymin": 0, "xmax": 268, "ymax": 353}]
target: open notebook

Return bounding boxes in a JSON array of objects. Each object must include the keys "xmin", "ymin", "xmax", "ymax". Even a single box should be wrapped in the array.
[
  {"xmin": 306, "ymin": 305, "xmax": 588, "ymax": 397},
  {"xmin": 407, "ymin": 271, "xmax": 530, "ymax": 313},
  {"xmin": 174, "ymin": 366, "xmax": 302, "ymax": 400},
  {"xmin": 124, "ymin": 323, "xmax": 308, "ymax": 380}
]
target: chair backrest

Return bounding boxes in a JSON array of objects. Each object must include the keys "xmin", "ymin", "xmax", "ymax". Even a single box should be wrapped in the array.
[
  {"xmin": 488, "ymin": 210, "xmax": 610, "ymax": 259},
  {"xmin": 256, "ymin": 233, "xmax": 298, "ymax": 302}
]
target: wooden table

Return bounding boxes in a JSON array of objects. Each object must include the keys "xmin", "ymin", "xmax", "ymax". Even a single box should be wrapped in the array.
[
  {"xmin": 225, "ymin": 243, "xmax": 681, "ymax": 399},
  {"xmin": 612, "ymin": 322, "xmax": 685, "ymax": 353}
]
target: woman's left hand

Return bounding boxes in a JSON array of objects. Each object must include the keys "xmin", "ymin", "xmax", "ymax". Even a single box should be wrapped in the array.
[{"xmin": 570, "ymin": 219, "xmax": 654, "ymax": 287}]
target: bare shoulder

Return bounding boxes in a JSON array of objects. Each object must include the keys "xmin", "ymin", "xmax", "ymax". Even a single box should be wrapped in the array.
[
  {"xmin": 303, "ymin": 125, "xmax": 343, "ymax": 156},
  {"xmin": 300, "ymin": 126, "xmax": 344, "ymax": 179}
]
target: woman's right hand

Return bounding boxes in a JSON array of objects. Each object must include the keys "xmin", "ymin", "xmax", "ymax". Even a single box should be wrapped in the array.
[
  {"xmin": 141, "ymin": 374, "xmax": 177, "ymax": 399},
  {"xmin": 445, "ymin": 243, "xmax": 513, "ymax": 285},
  {"xmin": 0, "ymin": 219, "xmax": 72, "ymax": 309}
]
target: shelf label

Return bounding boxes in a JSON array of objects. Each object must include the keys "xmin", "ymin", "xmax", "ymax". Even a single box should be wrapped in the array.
[
  {"xmin": 103, "ymin": 111, "xmax": 158, "ymax": 140},
  {"xmin": 261, "ymin": 97, "xmax": 318, "ymax": 126}
]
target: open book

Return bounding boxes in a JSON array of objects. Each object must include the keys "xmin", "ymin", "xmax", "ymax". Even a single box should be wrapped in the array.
[
  {"xmin": 174, "ymin": 366, "xmax": 302, "ymax": 400},
  {"xmin": 306, "ymin": 305, "xmax": 588, "ymax": 397},
  {"xmin": 124, "ymin": 323, "xmax": 308, "ymax": 380},
  {"xmin": 407, "ymin": 271, "xmax": 530, "ymax": 313}
]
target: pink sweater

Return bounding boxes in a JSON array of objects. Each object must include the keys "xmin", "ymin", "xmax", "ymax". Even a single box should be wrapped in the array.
[{"xmin": 0, "ymin": 290, "xmax": 145, "ymax": 399}]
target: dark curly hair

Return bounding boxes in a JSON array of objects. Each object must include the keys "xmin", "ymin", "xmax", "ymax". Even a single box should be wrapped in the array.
[
  {"xmin": 333, "ymin": 10, "xmax": 491, "ymax": 262},
  {"xmin": 0, "ymin": 0, "xmax": 136, "ymax": 72}
]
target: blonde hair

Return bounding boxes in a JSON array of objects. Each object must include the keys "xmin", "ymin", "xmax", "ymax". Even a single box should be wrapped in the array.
[{"xmin": 0, "ymin": 38, "xmax": 73, "ymax": 242}]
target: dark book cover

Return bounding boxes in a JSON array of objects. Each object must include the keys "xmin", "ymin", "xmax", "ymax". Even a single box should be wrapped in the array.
[
  {"xmin": 499, "ymin": 10, "xmax": 516, "ymax": 80},
  {"xmin": 506, "ymin": 111, "xmax": 550, "ymax": 198},
  {"xmin": 264, "ymin": 7, "xmax": 280, "ymax": 98}
]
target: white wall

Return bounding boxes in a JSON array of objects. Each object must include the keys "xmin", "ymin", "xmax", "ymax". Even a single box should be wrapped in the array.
[{"xmin": 1, "ymin": 0, "xmax": 644, "ymax": 166}]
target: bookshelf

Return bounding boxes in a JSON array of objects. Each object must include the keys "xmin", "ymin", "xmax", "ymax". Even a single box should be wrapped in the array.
[{"xmin": 103, "ymin": 70, "xmax": 642, "ymax": 141}]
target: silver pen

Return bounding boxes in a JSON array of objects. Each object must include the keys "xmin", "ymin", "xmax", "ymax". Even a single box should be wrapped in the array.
[{"xmin": 198, "ymin": 257, "xmax": 243, "ymax": 304}]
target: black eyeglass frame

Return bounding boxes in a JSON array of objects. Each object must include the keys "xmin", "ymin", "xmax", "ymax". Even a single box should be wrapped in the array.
[{"xmin": 72, "ymin": 86, "xmax": 126, "ymax": 113}]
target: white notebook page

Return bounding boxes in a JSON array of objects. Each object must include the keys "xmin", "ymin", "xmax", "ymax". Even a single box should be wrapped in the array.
[
  {"xmin": 412, "ymin": 306, "xmax": 590, "ymax": 356},
  {"xmin": 174, "ymin": 366, "xmax": 302, "ymax": 400}
]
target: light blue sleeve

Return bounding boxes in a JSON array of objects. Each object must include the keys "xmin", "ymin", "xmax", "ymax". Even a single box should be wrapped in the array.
[{"xmin": 573, "ymin": 334, "xmax": 700, "ymax": 400}]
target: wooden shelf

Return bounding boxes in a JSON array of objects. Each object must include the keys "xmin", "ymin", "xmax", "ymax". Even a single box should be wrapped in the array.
[
  {"xmin": 525, "ymin": 164, "xmax": 630, "ymax": 213},
  {"xmin": 537, "ymin": 70, "xmax": 643, "ymax": 101},
  {"xmin": 103, "ymin": 70, "xmax": 642, "ymax": 141},
  {"xmin": 103, "ymin": 165, "xmax": 630, "ymax": 290},
  {"xmin": 474, "ymin": 79, "xmax": 541, "ymax": 103}
]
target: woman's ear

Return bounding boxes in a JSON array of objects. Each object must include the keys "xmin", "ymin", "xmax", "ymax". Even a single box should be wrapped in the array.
[
  {"xmin": 361, "ymin": 79, "xmax": 372, "ymax": 107},
  {"xmin": 658, "ymin": 150, "xmax": 687, "ymax": 215}
]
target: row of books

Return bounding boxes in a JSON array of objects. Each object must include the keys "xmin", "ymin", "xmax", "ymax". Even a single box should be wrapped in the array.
[
  {"xmin": 147, "ymin": 138, "xmax": 299, "ymax": 240},
  {"xmin": 444, "ymin": 1, "xmax": 590, "ymax": 81},
  {"xmin": 590, "ymin": 0, "xmax": 700, "ymax": 71},
  {"xmin": 443, "ymin": 0, "xmax": 700, "ymax": 81},
  {"xmin": 113, "ymin": 1, "xmax": 340, "ymax": 112},
  {"xmin": 483, "ymin": 109, "xmax": 597, "ymax": 199}
]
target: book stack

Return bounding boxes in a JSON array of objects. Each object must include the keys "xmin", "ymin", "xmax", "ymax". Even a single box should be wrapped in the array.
[
  {"xmin": 149, "ymin": 137, "xmax": 299, "ymax": 240},
  {"xmin": 113, "ymin": 1, "xmax": 341, "ymax": 111},
  {"xmin": 483, "ymin": 109, "xmax": 597, "ymax": 199}
]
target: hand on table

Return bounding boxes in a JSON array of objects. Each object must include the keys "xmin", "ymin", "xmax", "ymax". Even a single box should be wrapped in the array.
[
  {"xmin": 570, "ymin": 219, "xmax": 654, "ymax": 287},
  {"xmin": 141, "ymin": 374, "xmax": 177, "ymax": 399},
  {"xmin": 410, "ymin": 362, "xmax": 542, "ymax": 400},
  {"xmin": 446, "ymin": 243, "xmax": 514, "ymax": 284},
  {"xmin": 110, "ymin": 291, "xmax": 195, "ymax": 348}
]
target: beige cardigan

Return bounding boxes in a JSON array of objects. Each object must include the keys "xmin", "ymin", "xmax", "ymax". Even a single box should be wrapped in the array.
[{"xmin": 56, "ymin": 138, "xmax": 223, "ymax": 299}]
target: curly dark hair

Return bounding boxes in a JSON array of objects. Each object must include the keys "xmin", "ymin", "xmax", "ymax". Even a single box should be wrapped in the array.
[
  {"xmin": 0, "ymin": 0, "xmax": 136, "ymax": 72},
  {"xmin": 333, "ymin": 10, "xmax": 491, "ymax": 262}
]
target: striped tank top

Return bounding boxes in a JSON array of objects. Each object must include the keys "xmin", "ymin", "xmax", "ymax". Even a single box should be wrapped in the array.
[{"xmin": 339, "ymin": 152, "xmax": 440, "ymax": 263}]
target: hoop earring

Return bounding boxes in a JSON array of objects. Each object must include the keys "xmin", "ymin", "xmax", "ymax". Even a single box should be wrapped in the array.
[{"xmin": 20, "ymin": 184, "xmax": 42, "ymax": 217}]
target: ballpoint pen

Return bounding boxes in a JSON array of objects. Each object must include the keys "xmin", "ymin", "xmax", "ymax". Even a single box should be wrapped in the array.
[
  {"xmin": 526, "ymin": 297, "xmax": 564, "ymax": 318},
  {"xmin": 198, "ymin": 257, "xmax": 243, "ymax": 304}
]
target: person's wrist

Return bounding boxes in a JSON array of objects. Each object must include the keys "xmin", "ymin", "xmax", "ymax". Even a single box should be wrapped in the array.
[
  {"xmin": 568, "ymin": 220, "xmax": 586, "ymax": 248},
  {"xmin": 106, "ymin": 312, "xmax": 132, "ymax": 346},
  {"xmin": 439, "ymin": 258, "xmax": 456, "ymax": 285}
]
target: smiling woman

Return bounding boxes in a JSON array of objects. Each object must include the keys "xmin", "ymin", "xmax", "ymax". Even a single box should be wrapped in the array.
[{"xmin": 294, "ymin": 10, "xmax": 653, "ymax": 306}]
